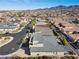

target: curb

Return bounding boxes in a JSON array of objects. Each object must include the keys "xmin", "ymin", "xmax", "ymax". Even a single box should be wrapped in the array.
[{"xmin": 0, "ymin": 37, "xmax": 13, "ymax": 47}]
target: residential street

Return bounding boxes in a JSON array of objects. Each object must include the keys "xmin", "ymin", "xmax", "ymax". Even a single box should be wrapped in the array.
[{"xmin": 0, "ymin": 23, "xmax": 29, "ymax": 55}]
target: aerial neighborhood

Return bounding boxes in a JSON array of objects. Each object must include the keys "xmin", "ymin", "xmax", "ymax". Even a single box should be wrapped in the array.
[{"xmin": 0, "ymin": 5, "xmax": 79, "ymax": 59}]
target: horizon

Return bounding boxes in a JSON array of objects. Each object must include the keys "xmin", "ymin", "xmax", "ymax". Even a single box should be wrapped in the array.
[
  {"xmin": 0, "ymin": 0, "xmax": 79, "ymax": 10},
  {"xmin": 0, "ymin": 5, "xmax": 79, "ymax": 11}
]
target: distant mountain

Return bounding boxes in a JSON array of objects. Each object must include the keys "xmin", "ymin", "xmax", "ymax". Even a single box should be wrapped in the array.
[
  {"xmin": 50, "ymin": 5, "xmax": 67, "ymax": 9},
  {"xmin": 47, "ymin": 5, "xmax": 79, "ymax": 10},
  {"xmin": 68, "ymin": 5, "xmax": 79, "ymax": 9},
  {"xmin": 32, "ymin": 5, "xmax": 79, "ymax": 11}
]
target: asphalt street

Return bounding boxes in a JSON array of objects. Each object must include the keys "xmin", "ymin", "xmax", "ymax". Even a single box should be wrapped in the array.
[{"xmin": 0, "ymin": 23, "xmax": 29, "ymax": 55}]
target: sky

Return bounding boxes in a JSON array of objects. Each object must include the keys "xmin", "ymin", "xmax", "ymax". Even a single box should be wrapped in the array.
[{"xmin": 0, "ymin": 0, "xmax": 79, "ymax": 10}]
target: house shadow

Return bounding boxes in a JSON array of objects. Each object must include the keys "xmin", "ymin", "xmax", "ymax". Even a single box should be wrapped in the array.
[{"xmin": 21, "ymin": 38, "xmax": 31, "ymax": 55}]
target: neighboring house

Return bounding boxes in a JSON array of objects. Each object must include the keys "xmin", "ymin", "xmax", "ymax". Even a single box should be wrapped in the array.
[{"xmin": 0, "ymin": 22, "xmax": 19, "ymax": 34}]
